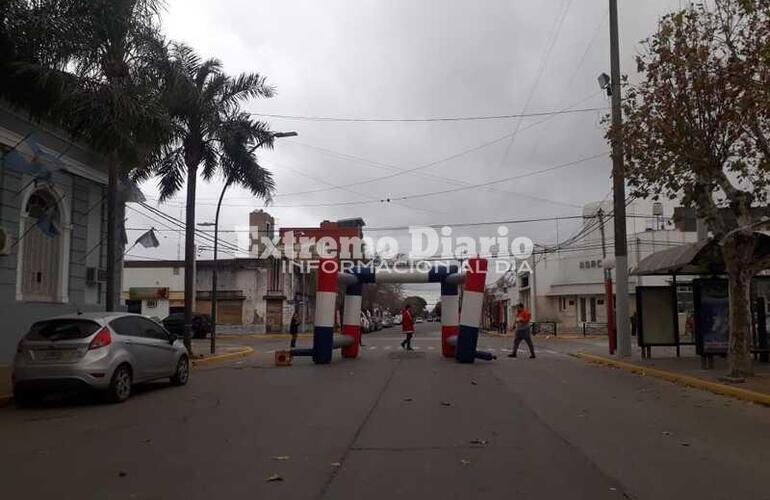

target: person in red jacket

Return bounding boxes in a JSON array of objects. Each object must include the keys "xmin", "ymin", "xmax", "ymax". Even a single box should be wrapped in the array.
[{"xmin": 400, "ymin": 304, "xmax": 415, "ymax": 351}]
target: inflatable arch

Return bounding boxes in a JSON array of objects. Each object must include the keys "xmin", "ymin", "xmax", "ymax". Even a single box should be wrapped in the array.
[{"xmin": 291, "ymin": 257, "xmax": 495, "ymax": 364}]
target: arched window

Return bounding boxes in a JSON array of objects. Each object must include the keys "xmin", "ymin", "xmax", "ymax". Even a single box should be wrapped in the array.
[{"xmin": 17, "ymin": 186, "xmax": 69, "ymax": 302}]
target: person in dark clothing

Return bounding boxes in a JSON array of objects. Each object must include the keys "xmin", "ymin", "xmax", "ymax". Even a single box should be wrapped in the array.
[
  {"xmin": 289, "ymin": 312, "xmax": 300, "ymax": 348},
  {"xmin": 400, "ymin": 304, "xmax": 415, "ymax": 351},
  {"xmin": 509, "ymin": 303, "xmax": 536, "ymax": 358}
]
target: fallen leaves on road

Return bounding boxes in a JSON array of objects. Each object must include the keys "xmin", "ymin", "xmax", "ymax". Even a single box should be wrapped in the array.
[
  {"xmin": 272, "ymin": 456, "xmax": 290, "ymax": 461},
  {"xmin": 470, "ymin": 380, "xmax": 478, "ymax": 386},
  {"xmin": 460, "ymin": 459, "xmax": 472, "ymax": 466},
  {"xmin": 469, "ymin": 439, "xmax": 488, "ymax": 445},
  {"xmin": 266, "ymin": 474, "xmax": 284, "ymax": 482},
  {"xmin": 440, "ymin": 401, "xmax": 452, "ymax": 407},
  {"xmin": 330, "ymin": 462, "xmax": 342, "ymax": 468},
  {"xmin": 118, "ymin": 471, "xmax": 127, "ymax": 478},
  {"xmin": 680, "ymin": 442, "xmax": 691, "ymax": 447},
  {"xmin": 662, "ymin": 431, "xmax": 672, "ymax": 437},
  {"xmin": 403, "ymin": 397, "xmax": 414, "ymax": 402}
]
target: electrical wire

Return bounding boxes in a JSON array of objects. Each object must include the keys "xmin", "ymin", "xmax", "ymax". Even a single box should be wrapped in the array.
[{"xmin": 249, "ymin": 106, "xmax": 606, "ymax": 123}]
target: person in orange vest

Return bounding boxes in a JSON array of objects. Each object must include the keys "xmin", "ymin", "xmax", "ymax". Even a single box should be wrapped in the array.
[
  {"xmin": 509, "ymin": 303, "xmax": 536, "ymax": 358},
  {"xmin": 400, "ymin": 304, "xmax": 415, "ymax": 351}
]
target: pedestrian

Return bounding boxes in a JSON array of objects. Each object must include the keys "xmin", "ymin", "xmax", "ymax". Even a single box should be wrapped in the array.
[
  {"xmin": 289, "ymin": 311, "xmax": 300, "ymax": 348},
  {"xmin": 509, "ymin": 303, "xmax": 535, "ymax": 358},
  {"xmin": 400, "ymin": 304, "xmax": 415, "ymax": 351}
]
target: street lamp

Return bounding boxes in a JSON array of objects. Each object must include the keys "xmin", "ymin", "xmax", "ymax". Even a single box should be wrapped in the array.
[{"xmin": 201, "ymin": 131, "xmax": 298, "ymax": 354}]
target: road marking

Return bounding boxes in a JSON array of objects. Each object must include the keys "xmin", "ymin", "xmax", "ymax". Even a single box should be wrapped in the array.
[
  {"xmin": 428, "ymin": 346, "xmax": 435, "ymax": 350},
  {"xmin": 266, "ymin": 350, "xmax": 275, "ymax": 354},
  {"xmin": 368, "ymin": 346, "xmax": 377, "ymax": 350},
  {"xmin": 384, "ymin": 346, "xmax": 392, "ymax": 350}
]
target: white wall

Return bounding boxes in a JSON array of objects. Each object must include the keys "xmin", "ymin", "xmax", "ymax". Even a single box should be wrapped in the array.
[{"xmin": 122, "ymin": 266, "xmax": 185, "ymax": 292}]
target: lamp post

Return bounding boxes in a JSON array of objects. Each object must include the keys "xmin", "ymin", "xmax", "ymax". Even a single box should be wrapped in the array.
[{"xmin": 198, "ymin": 131, "xmax": 297, "ymax": 354}]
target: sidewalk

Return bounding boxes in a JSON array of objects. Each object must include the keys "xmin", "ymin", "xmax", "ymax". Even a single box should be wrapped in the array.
[
  {"xmin": 188, "ymin": 339, "xmax": 253, "ymax": 366},
  {"xmin": 566, "ymin": 337, "xmax": 770, "ymax": 405}
]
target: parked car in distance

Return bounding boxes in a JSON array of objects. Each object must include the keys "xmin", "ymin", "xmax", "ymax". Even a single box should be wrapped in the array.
[
  {"xmin": 162, "ymin": 312, "xmax": 212, "ymax": 339},
  {"xmin": 415, "ymin": 317, "xmax": 424, "ymax": 324},
  {"xmin": 382, "ymin": 316, "xmax": 394, "ymax": 328},
  {"xmin": 361, "ymin": 311, "xmax": 371, "ymax": 333},
  {"xmin": 13, "ymin": 312, "xmax": 190, "ymax": 405},
  {"xmin": 394, "ymin": 314, "xmax": 403, "ymax": 326}
]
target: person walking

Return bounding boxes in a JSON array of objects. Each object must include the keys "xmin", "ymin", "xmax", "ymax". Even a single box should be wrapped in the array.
[
  {"xmin": 289, "ymin": 311, "xmax": 300, "ymax": 348},
  {"xmin": 509, "ymin": 303, "xmax": 535, "ymax": 358},
  {"xmin": 400, "ymin": 304, "xmax": 415, "ymax": 351}
]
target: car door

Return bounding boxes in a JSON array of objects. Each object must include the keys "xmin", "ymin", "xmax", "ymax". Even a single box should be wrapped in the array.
[
  {"xmin": 134, "ymin": 317, "xmax": 177, "ymax": 378},
  {"xmin": 110, "ymin": 316, "xmax": 152, "ymax": 381}
]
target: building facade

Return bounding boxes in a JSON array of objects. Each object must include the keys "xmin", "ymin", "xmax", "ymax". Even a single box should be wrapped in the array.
[
  {"xmin": 506, "ymin": 201, "xmax": 698, "ymax": 333},
  {"xmin": 122, "ymin": 257, "xmax": 304, "ymax": 333},
  {"xmin": 0, "ymin": 105, "xmax": 121, "ymax": 363}
]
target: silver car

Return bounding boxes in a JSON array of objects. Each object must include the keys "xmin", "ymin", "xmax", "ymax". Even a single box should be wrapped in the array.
[{"xmin": 13, "ymin": 312, "xmax": 190, "ymax": 405}]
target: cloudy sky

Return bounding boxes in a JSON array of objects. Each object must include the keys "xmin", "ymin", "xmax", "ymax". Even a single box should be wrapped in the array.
[{"xmin": 126, "ymin": 0, "xmax": 690, "ymax": 301}]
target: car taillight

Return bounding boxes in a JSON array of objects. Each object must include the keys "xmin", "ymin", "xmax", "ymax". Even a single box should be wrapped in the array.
[{"xmin": 88, "ymin": 327, "xmax": 112, "ymax": 350}]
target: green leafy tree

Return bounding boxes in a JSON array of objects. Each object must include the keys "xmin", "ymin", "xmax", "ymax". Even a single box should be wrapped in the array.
[
  {"xmin": 404, "ymin": 296, "xmax": 428, "ymax": 316},
  {"xmin": 135, "ymin": 43, "xmax": 275, "ymax": 352},
  {"xmin": 612, "ymin": 0, "xmax": 770, "ymax": 378}
]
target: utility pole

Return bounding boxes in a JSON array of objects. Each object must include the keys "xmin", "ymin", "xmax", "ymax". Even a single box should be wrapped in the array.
[
  {"xmin": 609, "ymin": 0, "xmax": 632, "ymax": 357},
  {"xmin": 598, "ymin": 209, "xmax": 616, "ymax": 354}
]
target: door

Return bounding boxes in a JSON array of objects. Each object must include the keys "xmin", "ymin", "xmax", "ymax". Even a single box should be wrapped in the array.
[
  {"xmin": 579, "ymin": 298, "xmax": 587, "ymax": 323},
  {"xmin": 266, "ymin": 299, "xmax": 283, "ymax": 333},
  {"xmin": 589, "ymin": 297, "xmax": 597, "ymax": 322},
  {"xmin": 134, "ymin": 317, "xmax": 177, "ymax": 378},
  {"xmin": 110, "ymin": 317, "xmax": 175, "ymax": 380},
  {"xmin": 218, "ymin": 301, "xmax": 243, "ymax": 325}
]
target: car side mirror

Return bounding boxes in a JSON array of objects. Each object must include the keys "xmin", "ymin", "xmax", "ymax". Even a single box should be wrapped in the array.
[{"xmin": 168, "ymin": 333, "xmax": 178, "ymax": 345}]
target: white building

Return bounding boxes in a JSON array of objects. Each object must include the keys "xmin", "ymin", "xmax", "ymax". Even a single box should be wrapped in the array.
[
  {"xmin": 122, "ymin": 258, "xmax": 309, "ymax": 333},
  {"xmin": 510, "ymin": 200, "xmax": 698, "ymax": 332}
]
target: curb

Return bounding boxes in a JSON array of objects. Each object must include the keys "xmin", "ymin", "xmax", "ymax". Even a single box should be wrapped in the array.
[
  {"xmin": 571, "ymin": 352, "xmax": 770, "ymax": 407},
  {"xmin": 191, "ymin": 346, "xmax": 254, "ymax": 368},
  {"xmin": 217, "ymin": 333, "xmax": 313, "ymax": 340}
]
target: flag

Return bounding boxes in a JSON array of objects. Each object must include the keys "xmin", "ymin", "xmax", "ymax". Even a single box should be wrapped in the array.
[
  {"xmin": 120, "ymin": 176, "xmax": 147, "ymax": 203},
  {"xmin": 1, "ymin": 133, "xmax": 59, "ymax": 181},
  {"xmin": 135, "ymin": 228, "xmax": 160, "ymax": 249},
  {"xmin": 35, "ymin": 213, "xmax": 60, "ymax": 237}
]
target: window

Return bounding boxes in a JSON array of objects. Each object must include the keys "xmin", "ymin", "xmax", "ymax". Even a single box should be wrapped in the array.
[
  {"xmin": 597, "ymin": 299, "xmax": 605, "ymax": 306},
  {"xmin": 559, "ymin": 297, "xmax": 569, "ymax": 311},
  {"xmin": 19, "ymin": 187, "xmax": 68, "ymax": 302},
  {"xmin": 146, "ymin": 299, "xmax": 158, "ymax": 309},
  {"xmin": 173, "ymin": 267, "xmax": 180, "ymax": 275},
  {"xmin": 110, "ymin": 317, "xmax": 144, "ymax": 337},
  {"xmin": 591, "ymin": 260, "xmax": 597, "ymax": 268},
  {"xmin": 135, "ymin": 317, "xmax": 170, "ymax": 340},
  {"xmin": 579, "ymin": 262, "xmax": 585, "ymax": 269}
]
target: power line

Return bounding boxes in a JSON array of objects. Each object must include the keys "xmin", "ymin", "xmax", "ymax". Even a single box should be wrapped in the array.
[
  {"xmin": 147, "ymin": 151, "xmax": 608, "ymax": 209},
  {"xmin": 250, "ymin": 106, "xmax": 607, "ymax": 123}
]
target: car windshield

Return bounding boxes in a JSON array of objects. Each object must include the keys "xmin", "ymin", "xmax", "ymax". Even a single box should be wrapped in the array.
[{"xmin": 25, "ymin": 319, "xmax": 101, "ymax": 341}]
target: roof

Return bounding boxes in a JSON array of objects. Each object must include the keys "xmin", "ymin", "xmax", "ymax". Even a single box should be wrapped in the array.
[
  {"xmin": 631, "ymin": 233, "xmax": 770, "ymax": 276},
  {"xmin": 124, "ymin": 258, "xmax": 264, "ymax": 269}
]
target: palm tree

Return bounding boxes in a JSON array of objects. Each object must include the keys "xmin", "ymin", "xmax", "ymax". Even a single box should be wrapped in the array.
[{"xmin": 136, "ymin": 44, "xmax": 276, "ymax": 353}]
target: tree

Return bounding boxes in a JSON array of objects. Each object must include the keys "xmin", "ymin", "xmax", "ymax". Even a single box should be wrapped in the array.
[
  {"xmin": 613, "ymin": 0, "xmax": 770, "ymax": 378},
  {"xmin": 404, "ymin": 296, "xmax": 428, "ymax": 316},
  {"xmin": 136, "ymin": 44, "xmax": 275, "ymax": 352},
  {"xmin": 362, "ymin": 282, "xmax": 405, "ymax": 313}
]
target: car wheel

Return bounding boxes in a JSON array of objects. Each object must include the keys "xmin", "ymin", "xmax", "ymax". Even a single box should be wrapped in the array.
[
  {"xmin": 170, "ymin": 356, "xmax": 190, "ymax": 386},
  {"xmin": 105, "ymin": 364, "xmax": 132, "ymax": 403}
]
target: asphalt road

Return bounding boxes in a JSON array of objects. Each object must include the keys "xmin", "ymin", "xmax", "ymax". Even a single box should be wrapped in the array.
[{"xmin": 1, "ymin": 324, "xmax": 769, "ymax": 500}]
